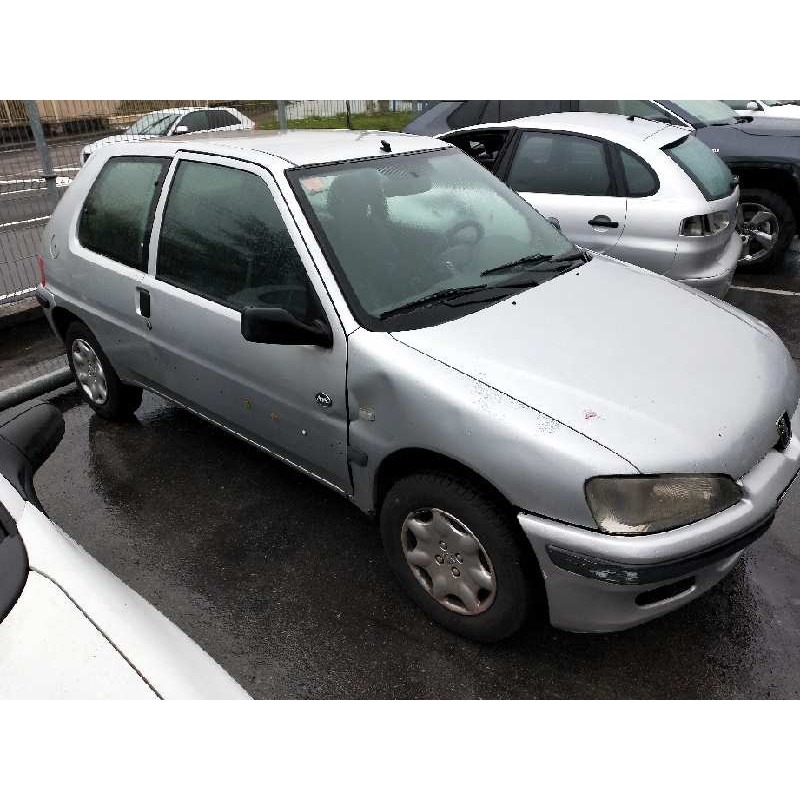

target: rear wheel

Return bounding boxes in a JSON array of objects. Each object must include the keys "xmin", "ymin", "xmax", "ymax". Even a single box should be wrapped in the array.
[
  {"xmin": 65, "ymin": 322, "xmax": 142, "ymax": 420},
  {"xmin": 380, "ymin": 471, "xmax": 537, "ymax": 641},
  {"xmin": 737, "ymin": 188, "xmax": 795, "ymax": 270}
]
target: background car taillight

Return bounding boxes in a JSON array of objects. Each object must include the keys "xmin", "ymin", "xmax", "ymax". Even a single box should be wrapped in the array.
[
  {"xmin": 36, "ymin": 253, "xmax": 46, "ymax": 287},
  {"xmin": 680, "ymin": 210, "xmax": 731, "ymax": 236}
]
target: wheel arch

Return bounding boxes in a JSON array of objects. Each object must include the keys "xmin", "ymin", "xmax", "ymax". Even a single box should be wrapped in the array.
[
  {"xmin": 50, "ymin": 306, "xmax": 84, "ymax": 342},
  {"xmin": 734, "ymin": 165, "xmax": 800, "ymax": 225}
]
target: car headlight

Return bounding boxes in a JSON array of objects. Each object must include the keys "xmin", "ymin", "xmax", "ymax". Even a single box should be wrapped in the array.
[{"xmin": 585, "ymin": 474, "xmax": 742, "ymax": 535}]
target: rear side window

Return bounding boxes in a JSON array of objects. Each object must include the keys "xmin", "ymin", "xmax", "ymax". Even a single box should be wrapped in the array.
[
  {"xmin": 498, "ymin": 101, "xmax": 562, "ymax": 121},
  {"xmin": 208, "ymin": 109, "xmax": 239, "ymax": 128},
  {"xmin": 618, "ymin": 148, "xmax": 659, "ymax": 196},
  {"xmin": 78, "ymin": 157, "xmax": 169, "ymax": 270},
  {"xmin": 180, "ymin": 110, "xmax": 210, "ymax": 132},
  {"xmin": 157, "ymin": 161, "xmax": 312, "ymax": 316},
  {"xmin": 507, "ymin": 132, "xmax": 613, "ymax": 196},
  {"xmin": 447, "ymin": 101, "xmax": 488, "ymax": 130},
  {"xmin": 663, "ymin": 135, "xmax": 734, "ymax": 201}
]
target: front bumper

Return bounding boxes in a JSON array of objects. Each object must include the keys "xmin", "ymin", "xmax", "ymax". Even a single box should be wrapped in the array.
[{"xmin": 518, "ymin": 403, "xmax": 800, "ymax": 633}]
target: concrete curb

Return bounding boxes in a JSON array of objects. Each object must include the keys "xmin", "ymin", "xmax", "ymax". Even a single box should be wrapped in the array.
[
  {"xmin": 0, "ymin": 297, "xmax": 42, "ymax": 331},
  {"xmin": 0, "ymin": 367, "xmax": 74, "ymax": 412}
]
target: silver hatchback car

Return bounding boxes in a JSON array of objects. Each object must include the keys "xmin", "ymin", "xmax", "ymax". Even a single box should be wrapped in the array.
[
  {"xmin": 440, "ymin": 113, "xmax": 742, "ymax": 298},
  {"xmin": 37, "ymin": 130, "xmax": 800, "ymax": 641}
]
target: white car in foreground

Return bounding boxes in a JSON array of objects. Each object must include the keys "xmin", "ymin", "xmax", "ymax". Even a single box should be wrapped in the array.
[
  {"xmin": 0, "ymin": 402, "xmax": 250, "ymax": 699},
  {"xmin": 722, "ymin": 100, "xmax": 800, "ymax": 119},
  {"xmin": 80, "ymin": 106, "xmax": 255, "ymax": 165}
]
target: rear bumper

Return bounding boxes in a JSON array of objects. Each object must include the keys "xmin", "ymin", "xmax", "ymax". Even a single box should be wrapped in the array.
[
  {"xmin": 518, "ymin": 403, "xmax": 800, "ymax": 633},
  {"xmin": 676, "ymin": 232, "xmax": 742, "ymax": 299}
]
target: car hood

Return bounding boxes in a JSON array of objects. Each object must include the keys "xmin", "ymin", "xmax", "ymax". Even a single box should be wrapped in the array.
[
  {"xmin": 392, "ymin": 256, "xmax": 800, "ymax": 477},
  {"xmin": 733, "ymin": 117, "xmax": 800, "ymax": 137}
]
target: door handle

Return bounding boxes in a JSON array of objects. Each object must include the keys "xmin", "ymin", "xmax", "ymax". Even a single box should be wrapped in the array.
[
  {"xmin": 588, "ymin": 215, "xmax": 619, "ymax": 228},
  {"xmin": 136, "ymin": 287, "xmax": 151, "ymax": 327}
]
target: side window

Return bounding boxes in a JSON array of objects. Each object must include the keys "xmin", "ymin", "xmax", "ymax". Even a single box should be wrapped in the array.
[
  {"xmin": 78, "ymin": 157, "xmax": 168, "ymax": 270},
  {"xmin": 506, "ymin": 132, "xmax": 613, "ymax": 196},
  {"xmin": 157, "ymin": 161, "xmax": 313, "ymax": 316},
  {"xmin": 180, "ymin": 110, "xmax": 210, "ymax": 133},
  {"xmin": 443, "ymin": 130, "xmax": 511, "ymax": 169},
  {"xmin": 208, "ymin": 109, "xmax": 239, "ymax": 128},
  {"xmin": 447, "ymin": 101, "xmax": 488, "ymax": 130},
  {"xmin": 498, "ymin": 101, "xmax": 562, "ymax": 121},
  {"xmin": 618, "ymin": 147, "xmax": 659, "ymax": 196}
]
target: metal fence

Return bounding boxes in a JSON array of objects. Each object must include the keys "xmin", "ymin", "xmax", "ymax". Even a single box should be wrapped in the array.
[{"xmin": 0, "ymin": 99, "xmax": 427, "ymax": 306}]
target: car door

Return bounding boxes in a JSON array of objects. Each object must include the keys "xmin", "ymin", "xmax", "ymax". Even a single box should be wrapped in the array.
[
  {"xmin": 140, "ymin": 152, "xmax": 350, "ymax": 493},
  {"xmin": 64, "ymin": 155, "xmax": 171, "ymax": 385},
  {"xmin": 497, "ymin": 130, "xmax": 626, "ymax": 254}
]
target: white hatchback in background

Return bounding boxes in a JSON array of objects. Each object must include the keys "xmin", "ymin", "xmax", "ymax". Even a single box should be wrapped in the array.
[
  {"xmin": 440, "ymin": 112, "xmax": 742, "ymax": 298},
  {"xmin": 723, "ymin": 100, "xmax": 800, "ymax": 120},
  {"xmin": 0, "ymin": 403, "xmax": 250, "ymax": 699},
  {"xmin": 80, "ymin": 106, "xmax": 255, "ymax": 165}
]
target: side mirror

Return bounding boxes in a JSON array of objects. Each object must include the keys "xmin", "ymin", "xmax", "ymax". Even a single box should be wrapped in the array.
[
  {"xmin": 173, "ymin": 125, "xmax": 189, "ymax": 135},
  {"xmin": 241, "ymin": 307, "xmax": 333, "ymax": 347},
  {"xmin": 547, "ymin": 216, "xmax": 562, "ymax": 231},
  {"xmin": 746, "ymin": 101, "xmax": 759, "ymax": 111}
]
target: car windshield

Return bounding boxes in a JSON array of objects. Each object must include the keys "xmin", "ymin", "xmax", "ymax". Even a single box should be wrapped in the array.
[
  {"xmin": 671, "ymin": 100, "xmax": 738, "ymax": 126},
  {"xmin": 125, "ymin": 112, "xmax": 180, "ymax": 136},
  {"xmin": 293, "ymin": 148, "xmax": 577, "ymax": 326}
]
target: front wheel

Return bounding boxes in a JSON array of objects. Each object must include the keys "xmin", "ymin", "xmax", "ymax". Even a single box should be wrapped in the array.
[{"xmin": 380, "ymin": 472, "xmax": 537, "ymax": 641}]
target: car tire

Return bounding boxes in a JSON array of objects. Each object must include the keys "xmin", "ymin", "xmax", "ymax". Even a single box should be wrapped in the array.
[
  {"xmin": 65, "ymin": 322, "xmax": 142, "ymax": 420},
  {"xmin": 380, "ymin": 471, "xmax": 537, "ymax": 642},
  {"xmin": 737, "ymin": 188, "xmax": 796, "ymax": 270}
]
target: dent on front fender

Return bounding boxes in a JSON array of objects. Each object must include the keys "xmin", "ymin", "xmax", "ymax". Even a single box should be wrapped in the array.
[{"xmin": 345, "ymin": 329, "xmax": 634, "ymax": 527}]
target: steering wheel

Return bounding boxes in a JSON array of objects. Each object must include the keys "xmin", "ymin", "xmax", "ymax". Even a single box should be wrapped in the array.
[{"xmin": 446, "ymin": 219, "xmax": 485, "ymax": 247}]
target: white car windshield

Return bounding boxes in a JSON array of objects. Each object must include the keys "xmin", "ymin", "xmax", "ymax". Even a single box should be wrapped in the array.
[
  {"xmin": 294, "ymin": 148, "xmax": 578, "ymax": 325},
  {"xmin": 125, "ymin": 112, "xmax": 180, "ymax": 136}
]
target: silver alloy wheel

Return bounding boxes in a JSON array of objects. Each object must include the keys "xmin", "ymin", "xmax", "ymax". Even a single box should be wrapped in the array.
[
  {"xmin": 738, "ymin": 202, "xmax": 779, "ymax": 264},
  {"xmin": 71, "ymin": 338, "xmax": 108, "ymax": 405},
  {"xmin": 401, "ymin": 507, "xmax": 497, "ymax": 615}
]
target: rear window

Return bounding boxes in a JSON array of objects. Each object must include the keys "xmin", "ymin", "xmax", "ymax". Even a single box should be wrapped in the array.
[
  {"xmin": 663, "ymin": 136, "xmax": 734, "ymax": 201},
  {"xmin": 78, "ymin": 157, "xmax": 169, "ymax": 270}
]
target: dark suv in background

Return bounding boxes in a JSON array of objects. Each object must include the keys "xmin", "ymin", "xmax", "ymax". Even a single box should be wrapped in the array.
[{"xmin": 405, "ymin": 100, "xmax": 800, "ymax": 269}]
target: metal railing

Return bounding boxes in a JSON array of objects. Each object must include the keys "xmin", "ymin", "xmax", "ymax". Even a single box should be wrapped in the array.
[{"xmin": 0, "ymin": 99, "xmax": 426, "ymax": 306}]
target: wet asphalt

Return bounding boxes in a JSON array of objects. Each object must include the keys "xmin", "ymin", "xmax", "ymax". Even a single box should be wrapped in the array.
[{"xmin": 16, "ymin": 244, "xmax": 800, "ymax": 698}]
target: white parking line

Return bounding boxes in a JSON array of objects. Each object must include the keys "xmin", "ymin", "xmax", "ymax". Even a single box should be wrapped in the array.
[
  {"xmin": 730, "ymin": 284, "xmax": 800, "ymax": 298},
  {"xmin": 0, "ymin": 215, "xmax": 49, "ymax": 229},
  {"xmin": 0, "ymin": 287, "xmax": 35, "ymax": 303}
]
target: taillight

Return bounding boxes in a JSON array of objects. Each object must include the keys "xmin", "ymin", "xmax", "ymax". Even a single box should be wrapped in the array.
[
  {"xmin": 680, "ymin": 211, "xmax": 731, "ymax": 236},
  {"xmin": 36, "ymin": 253, "xmax": 46, "ymax": 287}
]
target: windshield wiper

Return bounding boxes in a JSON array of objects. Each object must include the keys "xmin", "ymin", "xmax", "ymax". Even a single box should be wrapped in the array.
[
  {"xmin": 481, "ymin": 250, "xmax": 585, "ymax": 277},
  {"xmin": 379, "ymin": 284, "xmax": 490, "ymax": 319}
]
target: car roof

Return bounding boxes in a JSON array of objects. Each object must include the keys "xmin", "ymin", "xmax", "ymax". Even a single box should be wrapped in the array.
[
  {"xmin": 450, "ymin": 112, "xmax": 691, "ymax": 148},
  {"xmin": 145, "ymin": 129, "xmax": 449, "ymax": 167}
]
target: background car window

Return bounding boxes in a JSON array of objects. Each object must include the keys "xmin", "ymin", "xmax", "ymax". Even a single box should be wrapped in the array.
[
  {"xmin": 507, "ymin": 132, "xmax": 613, "ymax": 196},
  {"xmin": 208, "ymin": 109, "xmax": 239, "ymax": 128},
  {"xmin": 576, "ymin": 100, "xmax": 675, "ymax": 123},
  {"xmin": 157, "ymin": 161, "xmax": 312, "ymax": 316},
  {"xmin": 618, "ymin": 147, "xmax": 658, "ymax": 196},
  {"xmin": 498, "ymin": 101, "xmax": 562, "ymax": 121},
  {"xmin": 722, "ymin": 100, "xmax": 756, "ymax": 111},
  {"xmin": 126, "ymin": 112, "xmax": 179, "ymax": 136},
  {"xmin": 78, "ymin": 157, "xmax": 168, "ymax": 270},
  {"xmin": 663, "ymin": 135, "xmax": 734, "ymax": 201},
  {"xmin": 180, "ymin": 110, "xmax": 210, "ymax": 133},
  {"xmin": 447, "ymin": 101, "xmax": 488, "ymax": 129}
]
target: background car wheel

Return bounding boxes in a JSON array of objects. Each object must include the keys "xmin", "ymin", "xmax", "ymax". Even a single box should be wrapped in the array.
[
  {"xmin": 737, "ymin": 188, "xmax": 795, "ymax": 270},
  {"xmin": 65, "ymin": 322, "xmax": 142, "ymax": 420},
  {"xmin": 380, "ymin": 471, "xmax": 538, "ymax": 642}
]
